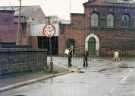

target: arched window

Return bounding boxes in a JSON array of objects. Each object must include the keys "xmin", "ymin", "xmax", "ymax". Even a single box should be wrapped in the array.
[
  {"xmin": 91, "ymin": 13, "xmax": 99, "ymax": 27},
  {"xmin": 66, "ymin": 39, "xmax": 75, "ymax": 49},
  {"xmin": 107, "ymin": 14, "xmax": 114, "ymax": 28},
  {"xmin": 122, "ymin": 14, "xmax": 130, "ymax": 27}
]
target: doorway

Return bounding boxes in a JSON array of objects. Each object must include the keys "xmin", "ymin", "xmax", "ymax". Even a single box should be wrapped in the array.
[
  {"xmin": 88, "ymin": 37, "xmax": 96, "ymax": 56},
  {"xmin": 38, "ymin": 36, "xmax": 58, "ymax": 55},
  {"xmin": 85, "ymin": 34, "xmax": 100, "ymax": 56}
]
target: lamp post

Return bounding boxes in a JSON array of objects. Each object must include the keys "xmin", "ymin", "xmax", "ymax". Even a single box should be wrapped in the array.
[
  {"xmin": 43, "ymin": 20, "xmax": 56, "ymax": 72},
  {"xmin": 16, "ymin": 0, "xmax": 22, "ymax": 45}
]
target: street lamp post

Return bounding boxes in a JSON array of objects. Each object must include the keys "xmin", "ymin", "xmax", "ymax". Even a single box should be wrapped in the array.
[
  {"xmin": 43, "ymin": 20, "xmax": 56, "ymax": 72},
  {"xmin": 16, "ymin": 0, "xmax": 22, "ymax": 45}
]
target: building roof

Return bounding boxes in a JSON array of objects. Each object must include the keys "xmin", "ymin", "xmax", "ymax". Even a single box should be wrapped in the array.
[
  {"xmin": 87, "ymin": 0, "xmax": 134, "ymax": 3},
  {"xmin": 0, "ymin": 6, "xmax": 46, "ymax": 22},
  {"xmin": 84, "ymin": 0, "xmax": 135, "ymax": 7},
  {"xmin": 104, "ymin": 0, "xmax": 134, "ymax": 4},
  {"xmin": 15, "ymin": 6, "xmax": 46, "ymax": 22}
]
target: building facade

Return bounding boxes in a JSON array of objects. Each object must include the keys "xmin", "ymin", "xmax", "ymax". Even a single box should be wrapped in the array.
[
  {"xmin": 0, "ymin": 10, "xmax": 17, "ymax": 44},
  {"xmin": 0, "ymin": 6, "xmax": 60, "ymax": 55},
  {"xmin": 15, "ymin": 6, "xmax": 60, "ymax": 55},
  {"xmin": 30, "ymin": 16, "xmax": 60, "ymax": 55},
  {"xmin": 59, "ymin": 0, "xmax": 135, "ymax": 56}
]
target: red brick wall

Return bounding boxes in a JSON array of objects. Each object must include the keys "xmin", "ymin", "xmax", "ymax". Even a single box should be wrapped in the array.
[
  {"xmin": 30, "ymin": 36, "xmax": 38, "ymax": 48},
  {"xmin": 59, "ymin": 0, "xmax": 135, "ymax": 56},
  {"xmin": 0, "ymin": 10, "xmax": 17, "ymax": 43},
  {"xmin": 94, "ymin": 32, "xmax": 135, "ymax": 56},
  {"xmin": 83, "ymin": 0, "xmax": 135, "ymax": 56},
  {"xmin": 59, "ymin": 14, "xmax": 85, "ymax": 56}
]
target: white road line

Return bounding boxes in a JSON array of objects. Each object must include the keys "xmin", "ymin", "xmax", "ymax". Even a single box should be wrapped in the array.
[
  {"xmin": 120, "ymin": 68, "xmax": 133, "ymax": 83},
  {"xmin": 105, "ymin": 68, "xmax": 134, "ymax": 96}
]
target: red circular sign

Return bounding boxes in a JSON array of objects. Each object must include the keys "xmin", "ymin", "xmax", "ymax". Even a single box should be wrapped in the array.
[{"xmin": 43, "ymin": 24, "xmax": 56, "ymax": 37}]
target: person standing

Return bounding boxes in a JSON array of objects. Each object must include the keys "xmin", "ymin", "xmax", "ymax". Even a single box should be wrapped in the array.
[
  {"xmin": 113, "ymin": 50, "xmax": 120, "ymax": 62},
  {"xmin": 83, "ymin": 51, "xmax": 88, "ymax": 68},
  {"xmin": 68, "ymin": 48, "xmax": 72, "ymax": 67}
]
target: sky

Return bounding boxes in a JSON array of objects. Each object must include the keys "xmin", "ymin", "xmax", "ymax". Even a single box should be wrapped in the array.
[{"xmin": 0, "ymin": 0, "xmax": 88, "ymax": 20}]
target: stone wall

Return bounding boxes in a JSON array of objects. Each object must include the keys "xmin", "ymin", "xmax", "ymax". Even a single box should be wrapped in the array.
[{"xmin": 0, "ymin": 48, "xmax": 47, "ymax": 75}]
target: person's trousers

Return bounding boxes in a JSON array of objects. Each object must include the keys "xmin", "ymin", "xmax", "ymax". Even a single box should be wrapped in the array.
[
  {"xmin": 83, "ymin": 59, "xmax": 88, "ymax": 67},
  {"xmin": 68, "ymin": 57, "xmax": 72, "ymax": 67}
]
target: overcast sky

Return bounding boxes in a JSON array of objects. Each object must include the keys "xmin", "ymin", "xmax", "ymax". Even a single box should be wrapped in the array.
[{"xmin": 0, "ymin": 0, "xmax": 88, "ymax": 20}]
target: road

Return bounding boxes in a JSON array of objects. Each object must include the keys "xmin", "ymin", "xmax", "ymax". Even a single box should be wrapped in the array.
[{"xmin": 0, "ymin": 57, "xmax": 135, "ymax": 96}]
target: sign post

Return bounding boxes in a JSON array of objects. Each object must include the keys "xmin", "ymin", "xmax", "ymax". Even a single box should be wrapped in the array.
[{"xmin": 43, "ymin": 23, "xmax": 56, "ymax": 72}]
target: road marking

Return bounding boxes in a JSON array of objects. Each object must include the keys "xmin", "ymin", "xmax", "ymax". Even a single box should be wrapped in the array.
[
  {"xmin": 120, "ymin": 68, "xmax": 133, "ymax": 83},
  {"xmin": 104, "ymin": 68, "xmax": 134, "ymax": 96}
]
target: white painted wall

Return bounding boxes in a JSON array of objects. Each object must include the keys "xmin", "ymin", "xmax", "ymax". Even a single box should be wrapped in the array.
[
  {"xmin": 30, "ymin": 22, "xmax": 45, "ymax": 36},
  {"xmin": 30, "ymin": 17, "xmax": 60, "ymax": 36}
]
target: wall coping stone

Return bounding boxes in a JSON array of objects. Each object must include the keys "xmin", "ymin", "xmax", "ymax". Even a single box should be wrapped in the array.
[{"xmin": 0, "ymin": 48, "xmax": 47, "ymax": 52}]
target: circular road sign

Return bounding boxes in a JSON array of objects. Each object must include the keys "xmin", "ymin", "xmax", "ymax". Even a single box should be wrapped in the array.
[{"xmin": 43, "ymin": 24, "xmax": 56, "ymax": 37}]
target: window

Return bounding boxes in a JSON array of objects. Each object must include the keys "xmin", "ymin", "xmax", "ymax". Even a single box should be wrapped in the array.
[
  {"xmin": 66, "ymin": 39, "xmax": 75, "ymax": 49},
  {"xmin": 122, "ymin": 14, "xmax": 130, "ymax": 28},
  {"xmin": 60, "ymin": 24, "xmax": 65, "ymax": 33},
  {"xmin": 107, "ymin": 14, "xmax": 114, "ymax": 28},
  {"xmin": 91, "ymin": 13, "xmax": 99, "ymax": 27}
]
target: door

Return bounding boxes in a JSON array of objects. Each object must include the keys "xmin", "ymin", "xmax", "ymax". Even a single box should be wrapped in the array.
[
  {"xmin": 67, "ymin": 39, "xmax": 75, "ymax": 49},
  {"xmin": 88, "ymin": 37, "xmax": 96, "ymax": 56},
  {"xmin": 38, "ymin": 36, "xmax": 58, "ymax": 55}
]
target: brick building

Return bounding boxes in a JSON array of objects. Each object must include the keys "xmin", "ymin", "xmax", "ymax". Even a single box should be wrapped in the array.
[
  {"xmin": 0, "ymin": 6, "xmax": 60, "ymax": 55},
  {"xmin": 0, "ymin": 6, "xmax": 34, "ymax": 47},
  {"xmin": 59, "ymin": 0, "xmax": 135, "ymax": 56},
  {"xmin": 15, "ymin": 6, "xmax": 61, "ymax": 55},
  {"xmin": 0, "ymin": 10, "xmax": 17, "ymax": 44}
]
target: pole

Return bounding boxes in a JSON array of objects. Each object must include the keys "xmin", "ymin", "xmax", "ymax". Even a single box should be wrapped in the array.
[
  {"xmin": 16, "ymin": 0, "xmax": 22, "ymax": 45},
  {"xmin": 49, "ymin": 37, "xmax": 53, "ymax": 72},
  {"xmin": 43, "ymin": 17, "xmax": 55, "ymax": 72}
]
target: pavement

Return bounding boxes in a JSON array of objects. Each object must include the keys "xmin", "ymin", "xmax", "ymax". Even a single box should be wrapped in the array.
[{"xmin": 0, "ymin": 64, "xmax": 71, "ymax": 92}]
